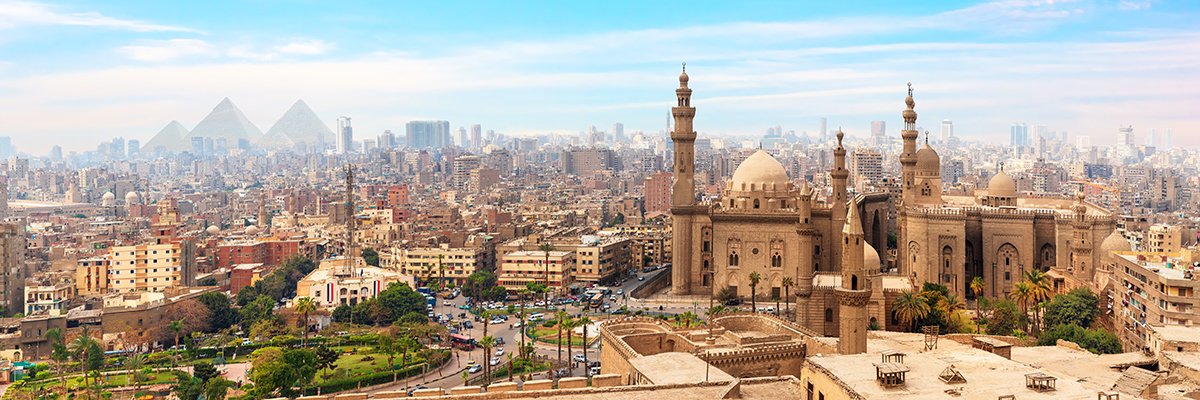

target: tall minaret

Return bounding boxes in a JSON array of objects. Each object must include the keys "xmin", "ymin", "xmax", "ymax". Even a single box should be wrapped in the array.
[
  {"xmin": 794, "ymin": 181, "xmax": 816, "ymax": 322},
  {"xmin": 899, "ymin": 83, "xmax": 919, "ymax": 206},
  {"xmin": 1070, "ymin": 189, "xmax": 1092, "ymax": 279},
  {"xmin": 258, "ymin": 189, "xmax": 268, "ymax": 231},
  {"xmin": 830, "ymin": 129, "xmax": 848, "ymax": 272},
  {"xmin": 670, "ymin": 64, "xmax": 698, "ymax": 295},
  {"xmin": 837, "ymin": 200, "xmax": 870, "ymax": 355}
]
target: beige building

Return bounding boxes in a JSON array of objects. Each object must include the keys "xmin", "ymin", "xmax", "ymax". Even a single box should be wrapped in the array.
[
  {"xmin": 23, "ymin": 280, "xmax": 75, "ymax": 315},
  {"xmin": 498, "ymin": 250, "xmax": 574, "ymax": 293},
  {"xmin": 394, "ymin": 246, "xmax": 487, "ymax": 288},
  {"xmin": 296, "ymin": 256, "xmax": 407, "ymax": 309},
  {"xmin": 75, "ymin": 256, "xmax": 110, "ymax": 294},
  {"xmin": 106, "ymin": 243, "xmax": 183, "ymax": 293},
  {"xmin": 1148, "ymin": 225, "xmax": 1187, "ymax": 253},
  {"xmin": 1111, "ymin": 250, "xmax": 1200, "ymax": 351}
]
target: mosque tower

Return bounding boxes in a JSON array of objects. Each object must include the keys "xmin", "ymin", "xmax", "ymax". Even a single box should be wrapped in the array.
[
  {"xmin": 831, "ymin": 130, "xmax": 849, "ymax": 271},
  {"xmin": 794, "ymin": 182, "xmax": 817, "ymax": 319},
  {"xmin": 899, "ymin": 84, "xmax": 920, "ymax": 207},
  {"xmin": 837, "ymin": 200, "xmax": 870, "ymax": 355},
  {"xmin": 671, "ymin": 64, "xmax": 700, "ymax": 295}
]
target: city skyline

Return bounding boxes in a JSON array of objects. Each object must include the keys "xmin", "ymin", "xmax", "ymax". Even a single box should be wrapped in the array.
[{"xmin": 0, "ymin": 0, "xmax": 1196, "ymax": 153}]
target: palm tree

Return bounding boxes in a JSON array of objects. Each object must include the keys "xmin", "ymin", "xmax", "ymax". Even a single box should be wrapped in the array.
[
  {"xmin": 46, "ymin": 328, "xmax": 68, "ymax": 395},
  {"xmin": 506, "ymin": 353, "xmax": 515, "ymax": 381},
  {"xmin": 578, "ymin": 315, "xmax": 592, "ymax": 367},
  {"xmin": 891, "ymin": 290, "xmax": 930, "ymax": 332},
  {"xmin": 781, "ymin": 277, "xmax": 794, "ymax": 321},
  {"xmin": 563, "ymin": 317, "xmax": 578, "ymax": 369},
  {"xmin": 970, "ymin": 276, "xmax": 986, "ymax": 331},
  {"xmin": 400, "ymin": 336, "xmax": 418, "ymax": 388},
  {"xmin": 124, "ymin": 353, "xmax": 147, "ymax": 396},
  {"xmin": 68, "ymin": 330, "xmax": 100, "ymax": 400},
  {"xmin": 748, "ymin": 272, "xmax": 761, "ymax": 313},
  {"xmin": 1009, "ymin": 281, "xmax": 1034, "ymax": 333},
  {"xmin": 437, "ymin": 254, "xmax": 446, "ymax": 291},
  {"xmin": 554, "ymin": 311, "xmax": 569, "ymax": 366},
  {"xmin": 539, "ymin": 242, "xmax": 557, "ymax": 301},
  {"xmin": 1022, "ymin": 270, "xmax": 1052, "ymax": 332},
  {"xmin": 940, "ymin": 294, "xmax": 966, "ymax": 329},
  {"xmin": 294, "ymin": 297, "xmax": 317, "ymax": 346},
  {"xmin": 479, "ymin": 335, "xmax": 496, "ymax": 386},
  {"xmin": 518, "ymin": 286, "xmax": 532, "ymax": 361},
  {"xmin": 168, "ymin": 319, "xmax": 184, "ymax": 368}
]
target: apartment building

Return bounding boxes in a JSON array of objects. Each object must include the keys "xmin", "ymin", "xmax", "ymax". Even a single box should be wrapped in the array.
[
  {"xmin": 23, "ymin": 280, "xmax": 75, "ymax": 315},
  {"xmin": 396, "ymin": 246, "xmax": 487, "ymax": 287},
  {"xmin": 1148, "ymin": 225, "xmax": 1188, "ymax": 253},
  {"xmin": 1112, "ymin": 253, "xmax": 1200, "ymax": 351},
  {"xmin": 497, "ymin": 250, "xmax": 575, "ymax": 294},
  {"xmin": 107, "ymin": 243, "xmax": 183, "ymax": 293},
  {"xmin": 75, "ymin": 256, "xmax": 110, "ymax": 294},
  {"xmin": 214, "ymin": 239, "xmax": 303, "ymax": 269}
]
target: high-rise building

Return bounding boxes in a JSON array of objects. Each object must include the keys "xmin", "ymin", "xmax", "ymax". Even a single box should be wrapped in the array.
[
  {"xmin": 49, "ymin": 145, "xmax": 62, "ymax": 161},
  {"xmin": 1010, "ymin": 123, "xmax": 1028, "ymax": 146},
  {"xmin": 1164, "ymin": 129, "xmax": 1173, "ymax": 149},
  {"xmin": 561, "ymin": 148, "xmax": 618, "ymax": 174},
  {"xmin": 337, "ymin": 116, "xmax": 353, "ymax": 154},
  {"xmin": 0, "ymin": 223, "xmax": 26, "ymax": 314},
  {"xmin": 940, "ymin": 120, "xmax": 953, "ymax": 143},
  {"xmin": 1031, "ymin": 125, "xmax": 1049, "ymax": 141},
  {"xmin": 1076, "ymin": 136, "xmax": 1090, "ymax": 148},
  {"xmin": 452, "ymin": 155, "xmax": 481, "ymax": 187},
  {"xmin": 470, "ymin": 124, "xmax": 482, "ymax": 149},
  {"xmin": 458, "ymin": 126, "xmax": 468, "ymax": 147},
  {"xmin": 613, "ymin": 123, "xmax": 625, "ymax": 142},
  {"xmin": 820, "ymin": 117, "xmax": 827, "ymax": 143},
  {"xmin": 191, "ymin": 137, "xmax": 205, "ymax": 155},
  {"xmin": 870, "ymin": 121, "xmax": 886, "ymax": 138},
  {"xmin": 405, "ymin": 120, "xmax": 452, "ymax": 149},
  {"xmin": 848, "ymin": 148, "xmax": 883, "ymax": 186},
  {"xmin": 643, "ymin": 172, "xmax": 672, "ymax": 213},
  {"xmin": 127, "ymin": 139, "xmax": 140, "ymax": 159},
  {"xmin": 1147, "ymin": 129, "xmax": 1158, "ymax": 147},
  {"xmin": 1117, "ymin": 126, "xmax": 1134, "ymax": 146},
  {"xmin": 379, "ymin": 130, "xmax": 396, "ymax": 149},
  {"xmin": 111, "ymin": 137, "xmax": 125, "ymax": 159}
]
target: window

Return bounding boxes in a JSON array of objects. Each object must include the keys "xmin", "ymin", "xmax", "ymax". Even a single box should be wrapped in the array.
[
  {"xmin": 1005, "ymin": 271, "xmax": 1011, "ymax": 280},
  {"xmin": 825, "ymin": 308, "xmax": 833, "ymax": 322},
  {"xmin": 753, "ymin": 199, "xmax": 760, "ymax": 209}
]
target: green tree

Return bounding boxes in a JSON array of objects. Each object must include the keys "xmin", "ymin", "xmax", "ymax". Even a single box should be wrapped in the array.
[
  {"xmin": 250, "ymin": 348, "xmax": 317, "ymax": 398},
  {"xmin": 331, "ymin": 304, "xmax": 352, "ymax": 323},
  {"xmin": 1043, "ymin": 287, "xmax": 1101, "ymax": 328},
  {"xmin": 1022, "ymin": 270, "xmax": 1053, "ymax": 332},
  {"xmin": 578, "ymin": 315, "xmax": 592, "ymax": 366},
  {"xmin": 204, "ymin": 377, "xmax": 234, "ymax": 400},
  {"xmin": 68, "ymin": 330, "xmax": 100, "ymax": 400},
  {"xmin": 240, "ymin": 295, "xmax": 278, "ymax": 328},
  {"xmin": 716, "ymin": 286, "xmax": 736, "ymax": 303},
  {"xmin": 168, "ymin": 319, "xmax": 184, "ymax": 368},
  {"xmin": 987, "ymin": 304, "xmax": 1019, "ymax": 336},
  {"xmin": 538, "ymin": 243, "xmax": 557, "ymax": 301},
  {"xmin": 939, "ymin": 294, "xmax": 966, "ymax": 329},
  {"xmin": 748, "ymin": 272, "xmax": 761, "ymax": 313},
  {"xmin": 555, "ymin": 311, "xmax": 569, "ymax": 366},
  {"xmin": 193, "ymin": 361, "xmax": 218, "ymax": 383},
  {"xmin": 198, "ymin": 292, "xmax": 239, "ymax": 332},
  {"xmin": 1037, "ymin": 324, "xmax": 1122, "ymax": 354},
  {"xmin": 1009, "ymin": 281, "xmax": 1035, "ymax": 333},
  {"xmin": 46, "ymin": 328, "xmax": 68, "ymax": 394},
  {"xmin": 362, "ymin": 247, "xmax": 380, "ymax": 266},
  {"xmin": 437, "ymin": 254, "xmax": 446, "ymax": 291},
  {"xmin": 315, "ymin": 345, "xmax": 339, "ymax": 379},
  {"xmin": 124, "ymin": 353, "xmax": 148, "ymax": 396},
  {"xmin": 891, "ymin": 290, "xmax": 930, "ymax": 332},
  {"xmin": 294, "ymin": 296, "xmax": 317, "ymax": 346},
  {"xmin": 479, "ymin": 335, "xmax": 496, "ymax": 386},
  {"xmin": 171, "ymin": 370, "xmax": 204, "ymax": 400},
  {"xmin": 781, "ymin": 277, "xmax": 794, "ymax": 322}
]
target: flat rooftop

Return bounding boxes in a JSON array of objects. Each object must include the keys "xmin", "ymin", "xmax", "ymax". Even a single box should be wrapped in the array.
[{"xmin": 627, "ymin": 352, "xmax": 734, "ymax": 385}]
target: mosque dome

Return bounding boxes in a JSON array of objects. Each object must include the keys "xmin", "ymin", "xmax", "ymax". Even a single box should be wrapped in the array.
[
  {"xmin": 1101, "ymin": 230, "xmax": 1131, "ymax": 260},
  {"xmin": 125, "ymin": 191, "xmax": 141, "ymax": 205},
  {"xmin": 246, "ymin": 225, "xmax": 260, "ymax": 236},
  {"xmin": 206, "ymin": 226, "xmax": 219, "ymax": 235},
  {"xmin": 989, "ymin": 170, "xmax": 1017, "ymax": 198},
  {"xmin": 730, "ymin": 150, "xmax": 790, "ymax": 192},
  {"xmin": 101, "ymin": 191, "xmax": 116, "ymax": 206},
  {"xmin": 915, "ymin": 143, "xmax": 940, "ymax": 175},
  {"xmin": 679, "ymin": 69, "xmax": 689, "ymax": 84},
  {"xmin": 864, "ymin": 241, "xmax": 881, "ymax": 271}
]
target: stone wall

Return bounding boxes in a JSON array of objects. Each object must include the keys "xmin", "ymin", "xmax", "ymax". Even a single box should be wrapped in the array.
[{"xmin": 630, "ymin": 268, "xmax": 670, "ymax": 299}]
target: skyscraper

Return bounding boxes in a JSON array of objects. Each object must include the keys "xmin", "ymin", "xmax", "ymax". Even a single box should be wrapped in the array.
[
  {"xmin": 613, "ymin": 123, "xmax": 625, "ymax": 142},
  {"xmin": 111, "ymin": 137, "xmax": 125, "ymax": 159},
  {"xmin": 458, "ymin": 126, "xmax": 468, "ymax": 147},
  {"xmin": 379, "ymin": 130, "xmax": 396, "ymax": 149},
  {"xmin": 1165, "ymin": 129, "xmax": 1173, "ymax": 149},
  {"xmin": 1076, "ymin": 136, "xmax": 1090, "ymax": 148},
  {"xmin": 940, "ymin": 119, "xmax": 953, "ymax": 143},
  {"xmin": 337, "ymin": 116, "xmax": 353, "ymax": 154},
  {"xmin": 1148, "ymin": 129, "xmax": 1158, "ymax": 147},
  {"xmin": 405, "ymin": 120, "xmax": 451, "ymax": 149},
  {"xmin": 470, "ymin": 124, "xmax": 482, "ymax": 149},
  {"xmin": 127, "ymin": 139, "xmax": 140, "ymax": 159},
  {"xmin": 0, "ymin": 137, "xmax": 12, "ymax": 159},
  {"xmin": 49, "ymin": 145, "xmax": 62, "ymax": 161},
  {"xmin": 1010, "ymin": 123, "xmax": 1028, "ymax": 146},
  {"xmin": 1117, "ymin": 126, "xmax": 1134, "ymax": 146},
  {"xmin": 820, "ymin": 117, "xmax": 827, "ymax": 143}
]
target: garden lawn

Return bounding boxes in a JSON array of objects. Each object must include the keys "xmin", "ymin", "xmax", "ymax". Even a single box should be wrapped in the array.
[{"xmin": 314, "ymin": 350, "xmax": 426, "ymax": 384}]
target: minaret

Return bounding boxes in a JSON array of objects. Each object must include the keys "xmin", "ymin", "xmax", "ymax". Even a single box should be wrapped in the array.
[
  {"xmin": 339, "ymin": 165, "xmax": 357, "ymax": 277},
  {"xmin": 670, "ymin": 64, "xmax": 699, "ymax": 295},
  {"xmin": 258, "ymin": 189, "xmax": 268, "ymax": 231},
  {"xmin": 899, "ymin": 83, "xmax": 919, "ymax": 206},
  {"xmin": 1070, "ymin": 189, "xmax": 1092, "ymax": 279},
  {"xmin": 795, "ymin": 181, "xmax": 816, "ymax": 322},
  {"xmin": 830, "ymin": 129, "xmax": 848, "ymax": 272},
  {"xmin": 836, "ymin": 200, "xmax": 870, "ymax": 355}
]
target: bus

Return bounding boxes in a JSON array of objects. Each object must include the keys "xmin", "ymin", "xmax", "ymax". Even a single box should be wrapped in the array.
[
  {"xmin": 588, "ymin": 293, "xmax": 604, "ymax": 309},
  {"xmin": 448, "ymin": 334, "xmax": 477, "ymax": 351}
]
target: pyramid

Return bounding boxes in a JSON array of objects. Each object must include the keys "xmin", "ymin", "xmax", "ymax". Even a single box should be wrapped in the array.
[
  {"xmin": 185, "ymin": 98, "xmax": 263, "ymax": 144},
  {"xmin": 141, "ymin": 120, "xmax": 190, "ymax": 153},
  {"xmin": 261, "ymin": 100, "xmax": 333, "ymax": 148}
]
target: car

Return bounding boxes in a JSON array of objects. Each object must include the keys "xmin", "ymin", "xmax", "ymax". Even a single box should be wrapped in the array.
[
  {"xmin": 528, "ymin": 313, "xmax": 544, "ymax": 321},
  {"xmin": 468, "ymin": 364, "xmax": 483, "ymax": 373},
  {"xmin": 511, "ymin": 321, "xmax": 523, "ymax": 329},
  {"xmin": 724, "ymin": 299, "xmax": 741, "ymax": 306},
  {"xmin": 573, "ymin": 354, "xmax": 586, "ymax": 362},
  {"xmin": 459, "ymin": 305, "xmax": 470, "ymax": 310},
  {"xmin": 638, "ymin": 276, "xmax": 645, "ymax": 281},
  {"xmin": 495, "ymin": 348, "xmax": 504, "ymax": 356},
  {"xmin": 766, "ymin": 306, "xmax": 775, "ymax": 314},
  {"xmin": 756, "ymin": 307, "xmax": 765, "ymax": 313},
  {"xmin": 608, "ymin": 295, "xmax": 616, "ymax": 301},
  {"xmin": 443, "ymin": 301, "xmax": 452, "ymax": 307},
  {"xmin": 616, "ymin": 289, "xmax": 623, "ymax": 295},
  {"xmin": 589, "ymin": 366, "xmax": 602, "ymax": 377},
  {"xmin": 464, "ymin": 322, "xmax": 474, "ymax": 329},
  {"xmin": 611, "ymin": 308, "xmax": 627, "ymax": 315},
  {"xmin": 588, "ymin": 361, "xmax": 601, "ymax": 368},
  {"xmin": 534, "ymin": 301, "xmax": 545, "ymax": 307},
  {"xmin": 407, "ymin": 386, "xmax": 428, "ymax": 396},
  {"xmin": 489, "ymin": 318, "xmax": 504, "ymax": 325},
  {"xmin": 494, "ymin": 338, "xmax": 504, "ymax": 345},
  {"xmin": 490, "ymin": 357, "xmax": 501, "ymax": 366}
]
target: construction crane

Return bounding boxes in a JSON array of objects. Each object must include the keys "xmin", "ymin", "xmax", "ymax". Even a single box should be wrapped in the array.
[{"xmin": 1071, "ymin": 178, "xmax": 1121, "ymax": 214}]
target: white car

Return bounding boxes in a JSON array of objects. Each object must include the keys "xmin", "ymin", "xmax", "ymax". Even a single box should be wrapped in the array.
[
  {"xmin": 495, "ymin": 348, "xmax": 504, "ymax": 356},
  {"xmin": 468, "ymin": 364, "xmax": 483, "ymax": 373},
  {"xmin": 489, "ymin": 318, "xmax": 504, "ymax": 325},
  {"xmin": 616, "ymin": 289, "xmax": 623, "ymax": 295},
  {"xmin": 443, "ymin": 301, "xmax": 453, "ymax": 307},
  {"xmin": 572, "ymin": 354, "xmax": 585, "ymax": 362},
  {"xmin": 490, "ymin": 357, "xmax": 501, "ymax": 366}
]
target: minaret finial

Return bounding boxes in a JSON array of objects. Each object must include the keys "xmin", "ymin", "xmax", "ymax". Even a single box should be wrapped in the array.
[
  {"xmin": 682, "ymin": 62, "xmax": 686, "ymax": 72},
  {"xmin": 1000, "ymin": 162, "xmax": 1004, "ymax": 172},
  {"xmin": 908, "ymin": 82, "xmax": 913, "ymax": 97},
  {"xmin": 925, "ymin": 130, "xmax": 929, "ymax": 144}
]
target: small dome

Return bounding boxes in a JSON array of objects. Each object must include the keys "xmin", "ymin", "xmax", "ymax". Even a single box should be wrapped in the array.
[
  {"xmin": 1101, "ymin": 230, "xmax": 1131, "ymax": 255},
  {"xmin": 864, "ymin": 241, "xmax": 881, "ymax": 271},
  {"xmin": 125, "ymin": 191, "xmax": 141, "ymax": 204},
  {"xmin": 246, "ymin": 226, "xmax": 260, "ymax": 235},
  {"xmin": 989, "ymin": 170, "xmax": 1017, "ymax": 198},
  {"xmin": 679, "ymin": 69, "xmax": 689, "ymax": 84},
  {"xmin": 102, "ymin": 191, "xmax": 115, "ymax": 200},
  {"xmin": 206, "ymin": 225, "xmax": 219, "ymax": 235},
  {"xmin": 916, "ymin": 143, "xmax": 939, "ymax": 174},
  {"xmin": 729, "ymin": 150, "xmax": 789, "ymax": 192}
]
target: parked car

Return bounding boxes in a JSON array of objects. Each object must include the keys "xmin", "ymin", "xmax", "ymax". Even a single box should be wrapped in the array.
[
  {"xmin": 494, "ymin": 338, "xmax": 504, "ymax": 345},
  {"xmin": 756, "ymin": 307, "xmax": 765, "ymax": 313},
  {"xmin": 724, "ymin": 299, "xmax": 741, "ymax": 306},
  {"xmin": 489, "ymin": 318, "xmax": 504, "ymax": 325},
  {"xmin": 766, "ymin": 306, "xmax": 775, "ymax": 314},
  {"xmin": 616, "ymin": 289, "xmax": 623, "ymax": 295},
  {"xmin": 443, "ymin": 301, "xmax": 453, "ymax": 307}
]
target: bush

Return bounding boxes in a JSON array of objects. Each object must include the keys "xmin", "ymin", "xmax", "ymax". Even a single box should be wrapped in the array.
[
  {"xmin": 987, "ymin": 306, "xmax": 1018, "ymax": 336},
  {"xmin": 1043, "ymin": 287, "xmax": 1100, "ymax": 329},
  {"xmin": 1037, "ymin": 324, "xmax": 1122, "ymax": 354},
  {"xmin": 542, "ymin": 321, "xmax": 555, "ymax": 328}
]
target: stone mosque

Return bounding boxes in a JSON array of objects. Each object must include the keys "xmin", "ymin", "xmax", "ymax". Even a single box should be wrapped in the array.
[{"xmin": 668, "ymin": 68, "xmax": 1119, "ymax": 338}]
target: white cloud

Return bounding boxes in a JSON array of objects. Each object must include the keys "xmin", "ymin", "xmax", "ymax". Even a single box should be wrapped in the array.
[
  {"xmin": 274, "ymin": 39, "xmax": 336, "ymax": 55},
  {"xmin": 0, "ymin": 0, "xmax": 197, "ymax": 32},
  {"xmin": 226, "ymin": 45, "xmax": 276, "ymax": 61},
  {"xmin": 117, "ymin": 39, "xmax": 217, "ymax": 62}
]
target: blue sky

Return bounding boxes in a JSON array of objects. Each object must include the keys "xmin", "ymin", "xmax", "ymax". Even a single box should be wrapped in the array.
[{"xmin": 0, "ymin": 0, "xmax": 1196, "ymax": 153}]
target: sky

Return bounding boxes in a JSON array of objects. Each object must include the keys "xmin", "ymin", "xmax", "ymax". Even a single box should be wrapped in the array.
[{"xmin": 0, "ymin": 0, "xmax": 1197, "ymax": 154}]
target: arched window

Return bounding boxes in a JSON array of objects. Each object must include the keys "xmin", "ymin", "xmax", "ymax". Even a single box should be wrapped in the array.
[
  {"xmin": 771, "ymin": 254, "xmax": 782, "ymax": 268},
  {"xmin": 825, "ymin": 308, "xmax": 833, "ymax": 322},
  {"xmin": 729, "ymin": 252, "xmax": 739, "ymax": 266},
  {"xmin": 851, "ymin": 275, "xmax": 858, "ymax": 290},
  {"xmin": 753, "ymin": 199, "xmax": 760, "ymax": 209}
]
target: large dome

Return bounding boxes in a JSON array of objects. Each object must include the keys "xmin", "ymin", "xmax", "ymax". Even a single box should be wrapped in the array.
[
  {"xmin": 864, "ymin": 241, "xmax": 881, "ymax": 270},
  {"xmin": 125, "ymin": 191, "xmax": 141, "ymax": 205},
  {"xmin": 730, "ymin": 150, "xmax": 790, "ymax": 192},
  {"xmin": 916, "ymin": 143, "xmax": 940, "ymax": 174},
  {"xmin": 989, "ymin": 170, "xmax": 1017, "ymax": 198},
  {"xmin": 1101, "ymin": 230, "xmax": 1131, "ymax": 253}
]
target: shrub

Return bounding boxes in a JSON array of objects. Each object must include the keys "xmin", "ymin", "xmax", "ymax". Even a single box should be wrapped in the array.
[
  {"xmin": 987, "ymin": 306, "xmax": 1018, "ymax": 336},
  {"xmin": 542, "ymin": 321, "xmax": 555, "ymax": 328}
]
